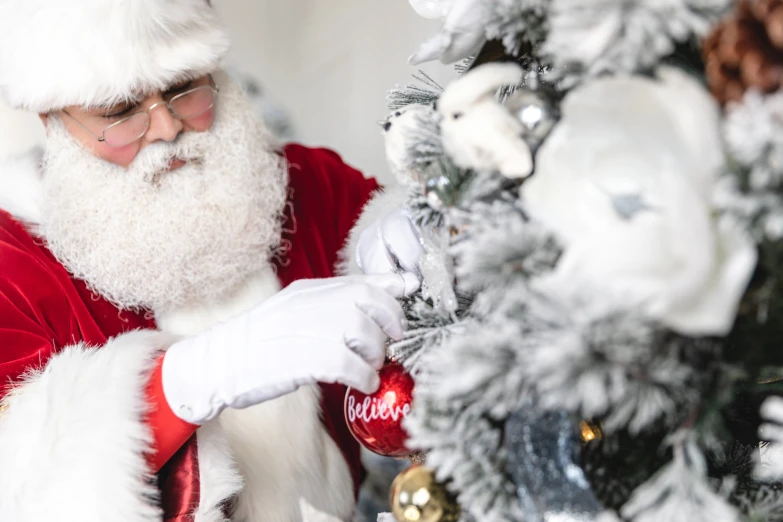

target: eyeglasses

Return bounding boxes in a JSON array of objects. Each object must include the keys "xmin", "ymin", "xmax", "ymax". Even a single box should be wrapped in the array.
[{"xmin": 61, "ymin": 78, "xmax": 219, "ymax": 148}]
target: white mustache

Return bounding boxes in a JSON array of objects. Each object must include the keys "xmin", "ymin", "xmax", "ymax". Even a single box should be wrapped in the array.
[{"xmin": 130, "ymin": 134, "xmax": 206, "ymax": 183}]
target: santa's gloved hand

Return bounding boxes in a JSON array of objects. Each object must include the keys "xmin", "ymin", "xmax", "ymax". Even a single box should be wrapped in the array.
[
  {"xmin": 161, "ymin": 273, "xmax": 418, "ymax": 425},
  {"xmin": 356, "ymin": 207, "xmax": 424, "ymax": 281}
]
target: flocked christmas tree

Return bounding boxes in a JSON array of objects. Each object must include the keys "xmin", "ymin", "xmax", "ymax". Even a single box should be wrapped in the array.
[{"xmin": 342, "ymin": 1, "xmax": 783, "ymax": 521}]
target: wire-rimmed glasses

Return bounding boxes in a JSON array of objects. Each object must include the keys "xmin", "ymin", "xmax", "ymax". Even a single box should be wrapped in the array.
[{"xmin": 62, "ymin": 78, "xmax": 219, "ymax": 148}]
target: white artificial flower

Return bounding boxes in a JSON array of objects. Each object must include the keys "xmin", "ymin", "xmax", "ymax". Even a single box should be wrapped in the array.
[
  {"xmin": 521, "ymin": 67, "xmax": 757, "ymax": 337},
  {"xmin": 408, "ymin": 0, "xmax": 489, "ymax": 65},
  {"xmin": 408, "ymin": 0, "xmax": 454, "ymax": 19}
]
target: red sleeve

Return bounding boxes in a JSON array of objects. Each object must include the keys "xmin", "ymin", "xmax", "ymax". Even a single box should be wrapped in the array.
[
  {"xmin": 0, "ymin": 214, "xmax": 72, "ymax": 400},
  {"xmin": 144, "ymin": 355, "xmax": 199, "ymax": 471},
  {"xmin": 283, "ymin": 144, "xmax": 380, "ymax": 269}
]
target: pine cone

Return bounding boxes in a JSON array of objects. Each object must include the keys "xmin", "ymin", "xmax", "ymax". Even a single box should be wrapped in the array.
[{"xmin": 703, "ymin": 0, "xmax": 783, "ymax": 104}]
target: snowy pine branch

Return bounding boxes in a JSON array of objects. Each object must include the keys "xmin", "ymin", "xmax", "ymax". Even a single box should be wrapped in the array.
[
  {"xmin": 621, "ymin": 436, "xmax": 741, "ymax": 522},
  {"xmin": 501, "ymin": 290, "xmax": 720, "ymax": 434},
  {"xmin": 388, "ymin": 293, "xmax": 468, "ymax": 374},
  {"xmin": 484, "ymin": 0, "xmax": 551, "ymax": 55},
  {"xmin": 718, "ymin": 91, "xmax": 783, "ymax": 241},
  {"xmin": 725, "ymin": 91, "xmax": 783, "ymax": 176},
  {"xmin": 404, "ymin": 319, "xmax": 529, "ymax": 522},
  {"xmin": 733, "ymin": 481, "xmax": 783, "ymax": 522},
  {"xmin": 403, "ymin": 109, "xmax": 445, "ymax": 168},
  {"xmin": 405, "ymin": 184, "xmax": 446, "ymax": 229},
  {"xmin": 387, "ymin": 71, "xmax": 444, "ymax": 111},
  {"xmin": 542, "ymin": 0, "xmax": 732, "ymax": 85},
  {"xmin": 452, "ymin": 200, "xmax": 561, "ymax": 293},
  {"xmin": 404, "ymin": 278, "xmax": 719, "ymax": 520}
]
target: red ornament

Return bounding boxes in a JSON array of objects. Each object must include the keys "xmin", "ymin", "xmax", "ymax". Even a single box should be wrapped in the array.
[{"xmin": 344, "ymin": 362, "xmax": 414, "ymax": 457}]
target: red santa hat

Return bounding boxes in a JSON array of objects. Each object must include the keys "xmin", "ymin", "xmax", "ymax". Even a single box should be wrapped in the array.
[{"xmin": 0, "ymin": 0, "xmax": 231, "ymax": 113}]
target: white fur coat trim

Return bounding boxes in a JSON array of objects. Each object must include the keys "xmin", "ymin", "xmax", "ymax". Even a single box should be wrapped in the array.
[
  {"xmin": 337, "ymin": 183, "xmax": 409, "ymax": 277},
  {"xmin": 0, "ymin": 148, "xmax": 44, "ymax": 227},
  {"xmin": 0, "ymin": 330, "xmax": 173, "ymax": 522},
  {"xmin": 192, "ymin": 420, "xmax": 244, "ymax": 522}
]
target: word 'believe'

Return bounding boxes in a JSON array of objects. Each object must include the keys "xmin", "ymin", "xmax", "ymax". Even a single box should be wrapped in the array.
[{"xmin": 346, "ymin": 395, "xmax": 411, "ymax": 423}]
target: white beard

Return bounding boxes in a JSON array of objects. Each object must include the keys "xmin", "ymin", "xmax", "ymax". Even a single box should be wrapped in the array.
[{"xmin": 39, "ymin": 71, "xmax": 288, "ymax": 315}]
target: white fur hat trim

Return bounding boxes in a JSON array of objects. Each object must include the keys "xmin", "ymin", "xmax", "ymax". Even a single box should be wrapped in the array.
[{"xmin": 0, "ymin": 0, "xmax": 231, "ymax": 112}]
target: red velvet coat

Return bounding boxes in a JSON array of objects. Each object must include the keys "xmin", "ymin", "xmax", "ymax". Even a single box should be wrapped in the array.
[{"xmin": 0, "ymin": 144, "xmax": 379, "ymax": 520}]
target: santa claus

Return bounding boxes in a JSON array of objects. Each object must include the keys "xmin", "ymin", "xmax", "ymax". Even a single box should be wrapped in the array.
[{"xmin": 0, "ymin": 1, "xmax": 423, "ymax": 521}]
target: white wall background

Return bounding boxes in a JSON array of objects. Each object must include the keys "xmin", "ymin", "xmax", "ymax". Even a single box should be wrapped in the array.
[
  {"xmin": 0, "ymin": 1, "xmax": 454, "ymax": 185},
  {"xmin": 0, "ymin": 101, "xmax": 44, "ymax": 161}
]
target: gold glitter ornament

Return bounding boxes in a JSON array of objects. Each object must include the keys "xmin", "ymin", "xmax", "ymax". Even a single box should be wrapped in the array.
[
  {"xmin": 580, "ymin": 420, "xmax": 603, "ymax": 443},
  {"xmin": 390, "ymin": 465, "xmax": 460, "ymax": 522}
]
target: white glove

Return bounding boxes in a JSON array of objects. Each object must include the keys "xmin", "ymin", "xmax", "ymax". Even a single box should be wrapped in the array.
[
  {"xmin": 162, "ymin": 273, "xmax": 419, "ymax": 425},
  {"xmin": 356, "ymin": 207, "xmax": 424, "ymax": 277}
]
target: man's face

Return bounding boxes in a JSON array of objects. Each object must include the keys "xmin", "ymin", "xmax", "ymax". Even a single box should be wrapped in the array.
[
  {"xmin": 37, "ymin": 70, "xmax": 288, "ymax": 313},
  {"xmin": 50, "ymin": 74, "xmax": 216, "ymax": 168}
]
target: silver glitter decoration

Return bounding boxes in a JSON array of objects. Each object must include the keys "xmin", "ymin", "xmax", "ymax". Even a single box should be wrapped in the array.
[
  {"xmin": 419, "ymin": 228, "xmax": 458, "ymax": 314},
  {"xmin": 503, "ymin": 89, "xmax": 559, "ymax": 151},
  {"xmin": 505, "ymin": 409, "xmax": 603, "ymax": 522}
]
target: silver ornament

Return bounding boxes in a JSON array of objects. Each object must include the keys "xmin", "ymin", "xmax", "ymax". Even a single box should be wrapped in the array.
[
  {"xmin": 504, "ymin": 89, "xmax": 559, "ymax": 151},
  {"xmin": 425, "ymin": 174, "xmax": 450, "ymax": 209},
  {"xmin": 422, "ymin": 158, "xmax": 473, "ymax": 210}
]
